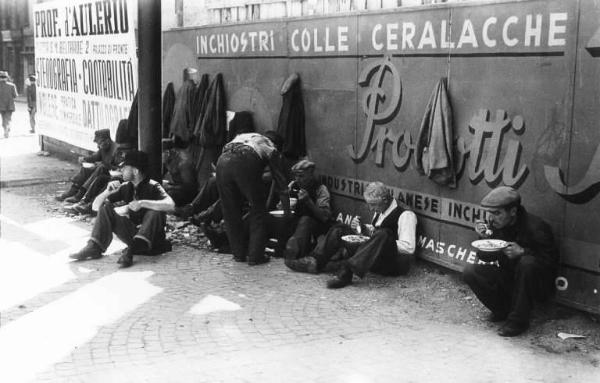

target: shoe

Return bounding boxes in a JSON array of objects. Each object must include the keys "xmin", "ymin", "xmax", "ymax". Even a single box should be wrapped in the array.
[
  {"xmin": 487, "ymin": 311, "xmax": 508, "ymax": 323},
  {"xmin": 56, "ymin": 185, "xmax": 78, "ymax": 202},
  {"xmin": 148, "ymin": 239, "xmax": 172, "ymax": 255},
  {"xmin": 233, "ymin": 256, "xmax": 247, "ymax": 262},
  {"xmin": 498, "ymin": 320, "xmax": 529, "ymax": 337},
  {"xmin": 69, "ymin": 241, "xmax": 102, "ymax": 261},
  {"xmin": 283, "ymin": 237, "xmax": 299, "ymax": 260},
  {"xmin": 248, "ymin": 255, "xmax": 270, "ymax": 266},
  {"xmin": 285, "ymin": 257, "xmax": 318, "ymax": 274},
  {"xmin": 117, "ymin": 248, "xmax": 134, "ymax": 268},
  {"xmin": 73, "ymin": 202, "xmax": 93, "ymax": 215},
  {"xmin": 64, "ymin": 188, "xmax": 85, "ymax": 204},
  {"xmin": 174, "ymin": 204, "xmax": 195, "ymax": 219},
  {"xmin": 326, "ymin": 264, "xmax": 353, "ymax": 289}
]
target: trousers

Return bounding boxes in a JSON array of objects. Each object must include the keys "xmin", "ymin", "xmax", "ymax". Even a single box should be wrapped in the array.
[
  {"xmin": 90, "ymin": 202, "xmax": 166, "ymax": 251},
  {"xmin": 463, "ymin": 255, "xmax": 555, "ymax": 323},
  {"xmin": 314, "ymin": 225, "xmax": 410, "ymax": 277},
  {"xmin": 216, "ymin": 145, "xmax": 268, "ymax": 261}
]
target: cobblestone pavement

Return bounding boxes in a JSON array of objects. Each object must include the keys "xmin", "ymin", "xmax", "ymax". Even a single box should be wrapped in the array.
[{"xmin": 1, "ymin": 130, "xmax": 599, "ymax": 382}]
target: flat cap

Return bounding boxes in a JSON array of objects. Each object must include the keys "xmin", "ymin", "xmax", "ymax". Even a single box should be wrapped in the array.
[
  {"xmin": 93, "ymin": 129, "xmax": 111, "ymax": 142},
  {"xmin": 481, "ymin": 186, "xmax": 521, "ymax": 208},
  {"xmin": 292, "ymin": 159, "xmax": 315, "ymax": 172},
  {"xmin": 120, "ymin": 150, "xmax": 148, "ymax": 173}
]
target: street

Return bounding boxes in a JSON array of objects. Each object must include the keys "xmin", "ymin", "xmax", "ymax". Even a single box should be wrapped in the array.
[{"xmin": 0, "ymin": 103, "xmax": 599, "ymax": 382}]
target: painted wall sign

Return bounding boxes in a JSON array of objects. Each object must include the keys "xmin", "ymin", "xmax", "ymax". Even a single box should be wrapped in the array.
[
  {"xmin": 34, "ymin": 0, "xmax": 138, "ymax": 151},
  {"xmin": 321, "ymin": 174, "xmax": 486, "ymax": 229},
  {"xmin": 196, "ymin": 0, "xmax": 569, "ymax": 58},
  {"xmin": 163, "ymin": 0, "xmax": 600, "ymax": 314}
]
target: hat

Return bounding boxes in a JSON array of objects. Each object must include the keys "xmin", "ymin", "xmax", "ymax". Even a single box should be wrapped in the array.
[
  {"xmin": 93, "ymin": 129, "xmax": 111, "ymax": 143},
  {"xmin": 481, "ymin": 186, "xmax": 521, "ymax": 208},
  {"xmin": 0, "ymin": 71, "xmax": 7, "ymax": 78},
  {"xmin": 120, "ymin": 150, "xmax": 148, "ymax": 173},
  {"xmin": 292, "ymin": 159, "xmax": 316, "ymax": 173},
  {"xmin": 29, "ymin": 74, "xmax": 36, "ymax": 81}
]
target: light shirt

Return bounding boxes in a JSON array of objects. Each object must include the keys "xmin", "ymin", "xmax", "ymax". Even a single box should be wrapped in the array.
[
  {"xmin": 230, "ymin": 133, "xmax": 276, "ymax": 160},
  {"xmin": 373, "ymin": 199, "xmax": 417, "ymax": 255}
]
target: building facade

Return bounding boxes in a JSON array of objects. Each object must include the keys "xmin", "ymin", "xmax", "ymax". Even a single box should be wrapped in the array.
[{"xmin": 0, "ymin": 0, "xmax": 36, "ymax": 93}]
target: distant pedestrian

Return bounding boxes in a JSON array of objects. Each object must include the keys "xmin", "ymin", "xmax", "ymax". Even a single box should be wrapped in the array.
[
  {"xmin": 26, "ymin": 74, "xmax": 36, "ymax": 133},
  {"xmin": 0, "ymin": 70, "xmax": 18, "ymax": 138}
]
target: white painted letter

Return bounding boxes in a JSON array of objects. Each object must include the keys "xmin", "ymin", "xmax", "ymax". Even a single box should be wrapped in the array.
[
  {"xmin": 524, "ymin": 14, "xmax": 542, "ymax": 47},
  {"xmin": 372, "ymin": 23, "xmax": 384, "ymax": 51},
  {"xmin": 502, "ymin": 16, "xmax": 519, "ymax": 47},
  {"xmin": 548, "ymin": 12, "xmax": 567, "ymax": 46},
  {"xmin": 482, "ymin": 17, "xmax": 497, "ymax": 47}
]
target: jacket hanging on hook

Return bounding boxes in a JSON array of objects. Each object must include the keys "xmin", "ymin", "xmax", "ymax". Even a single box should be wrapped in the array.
[{"xmin": 415, "ymin": 77, "xmax": 457, "ymax": 188}]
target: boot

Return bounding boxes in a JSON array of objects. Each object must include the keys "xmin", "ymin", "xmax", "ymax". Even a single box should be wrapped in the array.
[
  {"xmin": 117, "ymin": 248, "xmax": 134, "ymax": 268},
  {"xmin": 65, "ymin": 187, "xmax": 86, "ymax": 203},
  {"xmin": 56, "ymin": 185, "xmax": 78, "ymax": 201},
  {"xmin": 326, "ymin": 263, "xmax": 353, "ymax": 289},
  {"xmin": 73, "ymin": 201, "xmax": 94, "ymax": 215},
  {"xmin": 69, "ymin": 241, "xmax": 102, "ymax": 260},
  {"xmin": 285, "ymin": 256, "xmax": 318, "ymax": 274}
]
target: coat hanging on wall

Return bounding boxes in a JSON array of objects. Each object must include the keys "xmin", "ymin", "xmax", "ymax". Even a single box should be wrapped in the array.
[
  {"xmin": 277, "ymin": 73, "xmax": 306, "ymax": 160},
  {"xmin": 415, "ymin": 77, "xmax": 457, "ymax": 188},
  {"xmin": 162, "ymin": 82, "xmax": 175, "ymax": 139},
  {"xmin": 169, "ymin": 78, "xmax": 197, "ymax": 143}
]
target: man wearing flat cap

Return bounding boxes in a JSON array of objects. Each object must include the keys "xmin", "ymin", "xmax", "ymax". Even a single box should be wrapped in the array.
[
  {"xmin": 279, "ymin": 159, "xmax": 332, "ymax": 263},
  {"xmin": 0, "ymin": 70, "xmax": 17, "ymax": 138},
  {"xmin": 70, "ymin": 150, "xmax": 175, "ymax": 268},
  {"xmin": 56, "ymin": 129, "xmax": 118, "ymax": 203},
  {"xmin": 463, "ymin": 186, "xmax": 559, "ymax": 337}
]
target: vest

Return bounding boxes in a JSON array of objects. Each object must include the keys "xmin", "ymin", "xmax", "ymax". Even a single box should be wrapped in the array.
[{"xmin": 375, "ymin": 205, "xmax": 404, "ymax": 240}]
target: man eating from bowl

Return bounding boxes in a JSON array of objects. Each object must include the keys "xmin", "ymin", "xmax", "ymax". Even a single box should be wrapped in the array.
[
  {"xmin": 286, "ymin": 182, "xmax": 416, "ymax": 286},
  {"xmin": 463, "ymin": 186, "xmax": 558, "ymax": 337},
  {"xmin": 279, "ymin": 159, "xmax": 332, "ymax": 260}
]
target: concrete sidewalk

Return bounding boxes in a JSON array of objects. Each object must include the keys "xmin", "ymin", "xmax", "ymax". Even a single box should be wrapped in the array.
[{"xmin": 0, "ymin": 117, "xmax": 598, "ymax": 382}]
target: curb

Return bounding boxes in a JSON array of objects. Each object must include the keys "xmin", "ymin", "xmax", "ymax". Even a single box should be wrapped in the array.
[{"xmin": 0, "ymin": 178, "xmax": 67, "ymax": 189}]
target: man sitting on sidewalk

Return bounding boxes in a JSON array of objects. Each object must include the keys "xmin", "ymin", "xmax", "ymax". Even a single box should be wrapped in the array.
[
  {"xmin": 280, "ymin": 159, "xmax": 332, "ymax": 260},
  {"xmin": 65, "ymin": 120, "xmax": 136, "ymax": 215},
  {"xmin": 463, "ymin": 186, "xmax": 558, "ymax": 337},
  {"xmin": 56, "ymin": 129, "xmax": 118, "ymax": 202},
  {"xmin": 70, "ymin": 150, "xmax": 175, "ymax": 268},
  {"xmin": 285, "ymin": 182, "xmax": 416, "ymax": 285}
]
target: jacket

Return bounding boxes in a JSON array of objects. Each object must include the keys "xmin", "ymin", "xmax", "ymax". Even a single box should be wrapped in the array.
[
  {"xmin": 277, "ymin": 73, "xmax": 306, "ymax": 159},
  {"xmin": 415, "ymin": 77, "xmax": 456, "ymax": 187}
]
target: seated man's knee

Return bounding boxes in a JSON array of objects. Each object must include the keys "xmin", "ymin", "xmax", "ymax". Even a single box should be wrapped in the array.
[
  {"xmin": 516, "ymin": 255, "xmax": 537, "ymax": 274},
  {"xmin": 462, "ymin": 263, "xmax": 478, "ymax": 284}
]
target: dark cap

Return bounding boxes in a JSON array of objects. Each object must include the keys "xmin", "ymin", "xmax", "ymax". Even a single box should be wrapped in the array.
[
  {"xmin": 291, "ymin": 159, "xmax": 315, "ymax": 173},
  {"xmin": 120, "ymin": 150, "xmax": 148, "ymax": 173},
  {"xmin": 481, "ymin": 186, "xmax": 521, "ymax": 208},
  {"xmin": 93, "ymin": 129, "xmax": 111, "ymax": 143}
]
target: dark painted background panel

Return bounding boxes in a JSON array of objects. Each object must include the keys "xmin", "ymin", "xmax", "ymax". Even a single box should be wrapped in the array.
[{"xmin": 163, "ymin": 0, "xmax": 600, "ymax": 314}]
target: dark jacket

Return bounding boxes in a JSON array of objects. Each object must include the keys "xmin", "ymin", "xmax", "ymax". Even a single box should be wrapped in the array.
[
  {"xmin": 27, "ymin": 83, "xmax": 36, "ymax": 110},
  {"xmin": 127, "ymin": 91, "xmax": 139, "ymax": 145},
  {"xmin": 162, "ymin": 82, "xmax": 176, "ymax": 139},
  {"xmin": 194, "ymin": 73, "xmax": 226, "ymax": 149},
  {"xmin": 277, "ymin": 74, "xmax": 306, "ymax": 159},
  {"xmin": 490, "ymin": 206, "xmax": 559, "ymax": 270},
  {"xmin": 170, "ymin": 79, "xmax": 197, "ymax": 143},
  {"xmin": 83, "ymin": 141, "xmax": 119, "ymax": 169},
  {"xmin": 0, "ymin": 80, "xmax": 17, "ymax": 112},
  {"xmin": 415, "ymin": 77, "xmax": 456, "ymax": 187}
]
